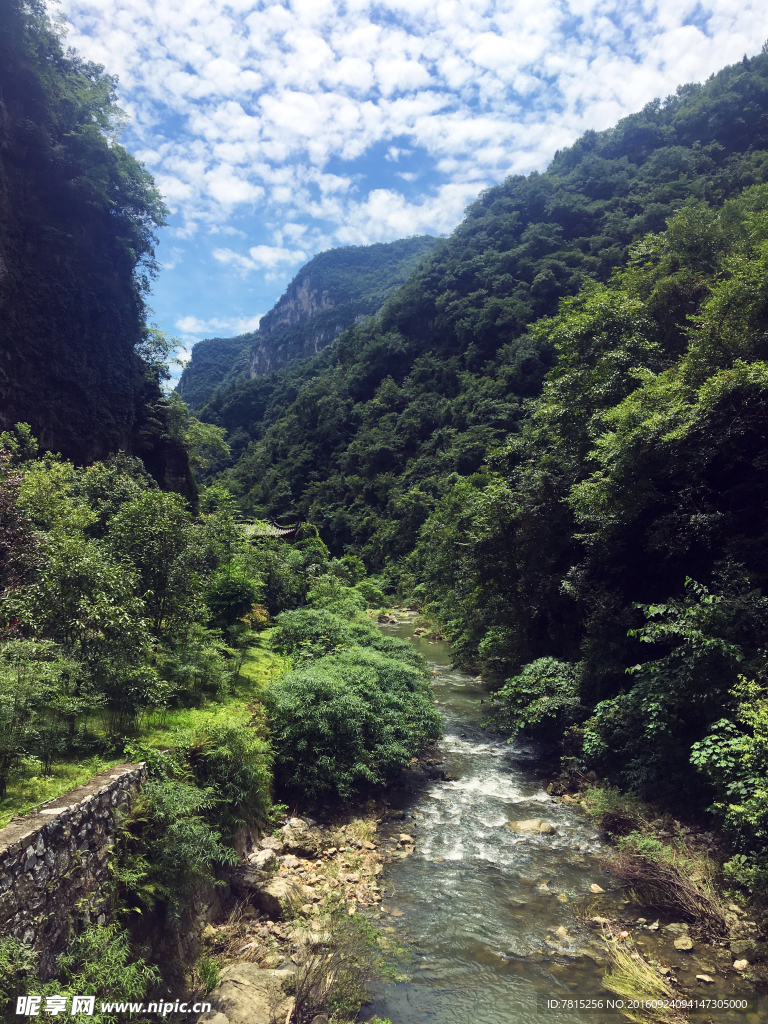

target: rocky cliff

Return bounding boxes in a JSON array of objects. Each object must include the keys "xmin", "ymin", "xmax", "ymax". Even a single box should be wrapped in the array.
[{"xmin": 178, "ymin": 236, "xmax": 437, "ymax": 409}]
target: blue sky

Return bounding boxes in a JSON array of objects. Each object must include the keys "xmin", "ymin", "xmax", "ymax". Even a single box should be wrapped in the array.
[{"xmin": 59, "ymin": 0, "xmax": 768, "ymax": 370}]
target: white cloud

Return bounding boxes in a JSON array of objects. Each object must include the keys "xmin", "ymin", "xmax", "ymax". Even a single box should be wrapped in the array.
[
  {"xmin": 212, "ymin": 244, "xmax": 307, "ymax": 272},
  {"xmin": 176, "ymin": 314, "xmax": 263, "ymax": 335},
  {"xmin": 59, "ymin": 0, "xmax": 768, "ymax": 312}
]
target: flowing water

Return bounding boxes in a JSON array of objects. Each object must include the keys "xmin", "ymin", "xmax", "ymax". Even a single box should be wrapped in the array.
[{"xmin": 367, "ymin": 617, "xmax": 762, "ymax": 1024}]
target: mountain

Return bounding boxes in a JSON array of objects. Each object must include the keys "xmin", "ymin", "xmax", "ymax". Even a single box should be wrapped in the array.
[
  {"xmin": 177, "ymin": 236, "xmax": 438, "ymax": 410},
  {"xmin": 206, "ymin": 48, "xmax": 768, "ymax": 553},
  {"xmin": 0, "ymin": 0, "xmax": 192, "ymax": 493}
]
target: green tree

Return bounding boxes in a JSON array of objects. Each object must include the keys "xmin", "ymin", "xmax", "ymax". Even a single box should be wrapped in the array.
[{"xmin": 107, "ymin": 491, "xmax": 197, "ymax": 637}]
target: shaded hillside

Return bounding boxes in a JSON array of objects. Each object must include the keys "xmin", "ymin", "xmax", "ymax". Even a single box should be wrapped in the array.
[
  {"xmin": 177, "ymin": 335, "xmax": 253, "ymax": 411},
  {"xmin": 0, "ymin": 0, "xmax": 191, "ymax": 492},
  {"xmin": 177, "ymin": 236, "xmax": 437, "ymax": 410},
  {"xmin": 206, "ymin": 48, "xmax": 768, "ymax": 554}
]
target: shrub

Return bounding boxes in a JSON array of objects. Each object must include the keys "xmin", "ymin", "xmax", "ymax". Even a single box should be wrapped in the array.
[
  {"xmin": 354, "ymin": 579, "xmax": 387, "ymax": 607},
  {"xmin": 691, "ymin": 675, "xmax": 768, "ymax": 896},
  {"xmin": 180, "ymin": 719, "xmax": 273, "ymax": 837},
  {"xmin": 50, "ymin": 924, "xmax": 161, "ymax": 1024},
  {"xmin": 270, "ymin": 608, "xmax": 424, "ymax": 669},
  {"xmin": 114, "ymin": 750, "xmax": 238, "ymax": 917},
  {"xmin": 306, "ymin": 574, "xmax": 367, "ymax": 615},
  {"xmin": 205, "ymin": 567, "xmax": 260, "ymax": 628},
  {"xmin": 0, "ymin": 925, "xmax": 162, "ymax": 1024},
  {"xmin": 264, "ymin": 648, "xmax": 441, "ymax": 799},
  {"xmin": 0, "ymin": 935, "xmax": 38, "ymax": 1007},
  {"xmin": 290, "ymin": 908, "xmax": 394, "ymax": 1022},
  {"xmin": 492, "ymin": 657, "xmax": 582, "ymax": 738}
]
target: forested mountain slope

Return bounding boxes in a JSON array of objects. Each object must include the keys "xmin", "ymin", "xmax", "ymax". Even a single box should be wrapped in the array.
[
  {"xmin": 177, "ymin": 236, "xmax": 437, "ymax": 410},
  {"xmin": 0, "ymin": 0, "xmax": 191, "ymax": 492},
  {"xmin": 206, "ymin": 47, "xmax": 768, "ymax": 548}
]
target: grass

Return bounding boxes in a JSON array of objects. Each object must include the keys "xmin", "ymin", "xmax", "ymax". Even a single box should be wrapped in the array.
[
  {"xmin": 603, "ymin": 937, "xmax": 689, "ymax": 1024},
  {"xmin": 0, "ymin": 634, "xmax": 290, "ymax": 829},
  {"xmin": 0, "ymin": 755, "xmax": 122, "ymax": 829}
]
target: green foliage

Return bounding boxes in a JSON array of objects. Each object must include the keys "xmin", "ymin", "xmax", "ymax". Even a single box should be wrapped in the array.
[
  {"xmin": 179, "ymin": 717, "xmax": 273, "ymax": 836},
  {"xmin": 289, "ymin": 906, "xmax": 399, "ymax": 1023},
  {"xmin": 205, "ymin": 566, "xmax": 261, "ymax": 628},
  {"xmin": 114, "ymin": 756, "xmax": 238, "ymax": 918},
  {"xmin": 0, "ymin": 640, "xmax": 58, "ymax": 796},
  {"xmin": 355, "ymin": 579, "xmax": 387, "ymax": 607},
  {"xmin": 195, "ymin": 955, "xmax": 220, "ymax": 995},
  {"xmin": 50, "ymin": 924, "xmax": 161, "ymax": 1024},
  {"xmin": 107, "ymin": 490, "xmax": 197, "ymax": 637},
  {"xmin": 264, "ymin": 620, "xmax": 440, "ymax": 799},
  {"xmin": 0, "ymin": 924, "xmax": 161, "ymax": 1024},
  {"xmin": 270, "ymin": 607, "xmax": 424, "ymax": 669},
  {"xmin": 692, "ymin": 676, "xmax": 768, "ymax": 895},
  {"xmin": 492, "ymin": 657, "xmax": 582, "ymax": 737},
  {"xmin": 0, "ymin": 935, "xmax": 38, "ymax": 1007},
  {"xmin": 0, "ymin": 424, "xmax": 38, "ymax": 466},
  {"xmin": 205, "ymin": 50, "xmax": 768, "ymax": 574},
  {"xmin": 306, "ymin": 574, "xmax": 367, "ymax": 615}
]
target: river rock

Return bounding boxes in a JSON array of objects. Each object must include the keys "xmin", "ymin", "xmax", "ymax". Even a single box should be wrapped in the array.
[
  {"xmin": 589, "ymin": 884, "xmax": 605, "ymax": 893},
  {"xmin": 230, "ymin": 869, "xmax": 267, "ymax": 897},
  {"xmin": 259, "ymin": 836, "xmax": 283, "ymax": 852},
  {"xmin": 253, "ymin": 877, "xmax": 305, "ymax": 919},
  {"xmin": 505, "ymin": 819, "xmax": 556, "ymax": 835},
  {"xmin": 696, "ymin": 974, "xmax": 714, "ymax": 983},
  {"xmin": 731, "ymin": 940, "xmax": 755, "ymax": 956},
  {"xmin": 664, "ymin": 923, "xmax": 689, "ymax": 935},
  {"xmin": 197, "ymin": 965, "xmax": 293, "ymax": 1024},
  {"xmin": 249, "ymin": 848, "xmax": 276, "ymax": 870},
  {"xmin": 733, "ymin": 959, "xmax": 749, "ymax": 971},
  {"xmin": 674, "ymin": 935, "xmax": 694, "ymax": 951},
  {"xmin": 280, "ymin": 820, "xmax": 324, "ymax": 858}
]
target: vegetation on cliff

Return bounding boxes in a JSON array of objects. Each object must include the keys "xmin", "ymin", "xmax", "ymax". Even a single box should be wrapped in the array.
[
  {"xmin": 177, "ymin": 236, "xmax": 438, "ymax": 414},
  {"xmin": 202, "ymin": 48, "xmax": 768, "ymax": 553},
  {"xmin": 0, "ymin": 0, "xmax": 191, "ymax": 491}
]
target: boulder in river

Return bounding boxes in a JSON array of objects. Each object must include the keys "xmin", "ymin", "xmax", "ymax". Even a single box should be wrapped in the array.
[
  {"xmin": 674, "ymin": 935, "xmax": 694, "ymax": 951},
  {"xmin": 505, "ymin": 819, "xmax": 556, "ymax": 835},
  {"xmin": 197, "ymin": 965, "xmax": 293, "ymax": 1024}
]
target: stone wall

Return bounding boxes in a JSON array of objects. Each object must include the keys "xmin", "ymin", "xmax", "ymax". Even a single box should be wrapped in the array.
[{"xmin": 0, "ymin": 762, "xmax": 146, "ymax": 978}]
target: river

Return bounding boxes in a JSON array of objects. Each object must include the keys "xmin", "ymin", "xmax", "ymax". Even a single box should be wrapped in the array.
[{"xmin": 367, "ymin": 616, "xmax": 762, "ymax": 1024}]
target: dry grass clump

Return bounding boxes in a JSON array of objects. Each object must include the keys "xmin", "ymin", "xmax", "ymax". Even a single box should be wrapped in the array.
[
  {"xmin": 603, "ymin": 938, "xmax": 689, "ymax": 1024},
  {"xmin": 605, "ymin": 838, "xmax": 727, "ymax": 934},
  {"xmin": 580, "ymin": 787, "xmax": 727, "ymax": 933},
  {"xmin": 338, "ymin": 816, "xmax": 377, "ymax": 844}
]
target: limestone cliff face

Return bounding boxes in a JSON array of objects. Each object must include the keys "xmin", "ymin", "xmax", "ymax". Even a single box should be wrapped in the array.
[
  {"xmin": 247, "ymin": 237, "xmax": 438, "ymax": 380},
  {"xmin": 178, "ymin": 236, "xmax": 438, "ymax": 409},
  {"xmin": 249, "ymin": 273, "xmax": 338, "ymax": 377}
]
